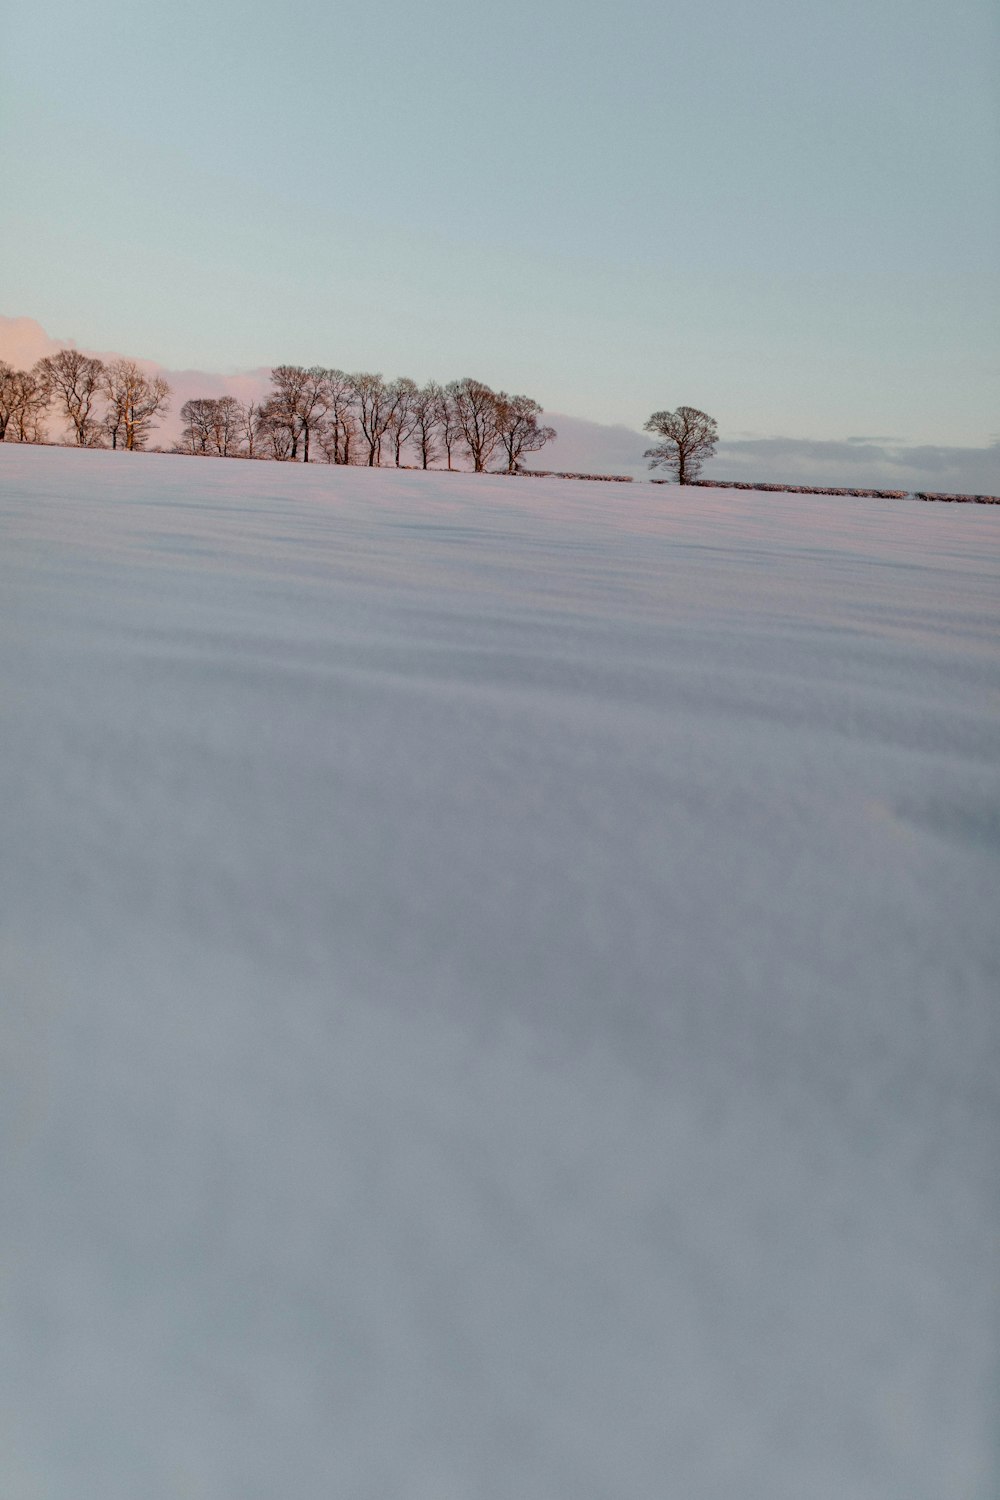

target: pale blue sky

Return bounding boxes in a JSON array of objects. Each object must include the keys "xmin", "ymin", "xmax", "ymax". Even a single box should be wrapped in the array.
[{"xmin": 3, "ymin": 0, "xmax": 998, "ymax": 444}]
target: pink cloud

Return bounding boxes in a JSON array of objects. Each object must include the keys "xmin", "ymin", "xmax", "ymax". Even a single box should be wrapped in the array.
[
  {"xmin": 0, "ymin": 315, "xmax": 68, "ymax": 367},
  {"xmin": 0, "ymin": 315, "xmax": 270, "ymax": 446}
]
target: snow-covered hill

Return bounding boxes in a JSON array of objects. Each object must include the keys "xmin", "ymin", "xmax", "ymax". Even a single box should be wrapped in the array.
[{"xmin": 2, "ymin": 446, "xmax": 997, "ymax": 1500}]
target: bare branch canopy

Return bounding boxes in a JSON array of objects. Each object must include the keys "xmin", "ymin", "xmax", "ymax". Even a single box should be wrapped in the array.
[{"xmin": 643, "ymin": 406, "xmax": 718, "ymax": 484}]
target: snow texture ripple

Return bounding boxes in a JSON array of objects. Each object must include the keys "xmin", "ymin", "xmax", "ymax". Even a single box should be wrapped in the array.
[{"xmin": 1, "ymin": 446, "xmax": 998, "ymax": 1499}]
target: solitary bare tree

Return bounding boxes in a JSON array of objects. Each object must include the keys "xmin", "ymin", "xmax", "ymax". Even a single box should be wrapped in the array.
[
  {"xmin": 450, "ymin": 378, "xmax": 501, "ymax": 472},
  {"xmin": 643, "ymin": 406, "xmax": 718, "ymax": 484},
  {"xmin": 495, "ymin": 393, "xmax": 556, "ymax": 473},
  {"xmin": 101, "ymin": 360, "xmax": 170, "ymax": 450},
  {"xmin": 36, "ymin": 350, "xmax": 107, "ymax": 446}
]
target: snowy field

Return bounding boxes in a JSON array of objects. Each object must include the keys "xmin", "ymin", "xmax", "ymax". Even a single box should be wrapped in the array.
[{"xmin": 1, "ymin": 444, "xmax": 998, "ymax": 1500}]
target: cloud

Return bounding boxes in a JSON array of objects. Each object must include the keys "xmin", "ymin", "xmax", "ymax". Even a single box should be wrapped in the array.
[
  {"xmin": 712, "ymin": 436, "xmax": 1000, "ymax": 495},
  {"xmin": 0, "ymin": 314, "xmax": 270, "ymax": 446},
  {"xmin": 0, "ymin": 315, "xmax": 68, "ymax": 367},
  {"xmin": 528, "ymin": 413, "xmax": 648, "ymax": 476}
]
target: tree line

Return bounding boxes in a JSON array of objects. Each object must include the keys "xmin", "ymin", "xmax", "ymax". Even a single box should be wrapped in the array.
[
  {"xmin": 179, "ymin": 369, "xmax": 556, "ymax": 473},
  {"xmin": 1, "ymin": 347, "xmax": 722, "ymax": 482},
  {"xmin": 0, "ymin": 352, "xmax": 557, "ymax": 473}
]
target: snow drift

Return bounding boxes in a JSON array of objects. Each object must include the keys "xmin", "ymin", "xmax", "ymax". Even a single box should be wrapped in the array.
[{"xmin": 1, "ymin": 446, "xmax": 998, "ymax": 1499}]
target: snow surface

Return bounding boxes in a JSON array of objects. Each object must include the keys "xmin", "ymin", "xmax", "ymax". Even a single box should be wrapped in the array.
[{"xmin": 1, "ymin": 445, "xmax": 998, "ymax": 1500}]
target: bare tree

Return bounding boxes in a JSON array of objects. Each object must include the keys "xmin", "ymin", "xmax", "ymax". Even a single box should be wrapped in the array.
[
  {"xmin": 268, "ymin": 365, "xmax": 329, "ymax": 462},
  {"xmin": 351, "ymin": 372, "xmax": 395, "ymax": 466},
  {"xmin": 0, "ymin": 361, "xmax": 14, "ymax": 440},
  {"xmin": 258, "ymin": 400, "xmax": 294, "ymax": 459},
  {"xmin": 237, "ymin": 400, "xmax": 266, "ymax": 460},
  {"xmin": 179, "ymin": 397, "xmax": 215, "ymax": 454},
  {"xmin": 211, "ymin": 395, "xmax": 243, "ymax": 457},
  {"xmin": 319, "ymin": 369, "xmax": 359, "ymax": 464},
  {"xmin": 178, "ymin": 395, "xmax": 244, "ymax": 457},
  {"xmin": 643, "ymin": 406, "xmax": 718, "ymax": 484},
  {"xmin": 385, "ymin": 377, "xmax": 420, "ymax": 467},
  {"xmin": 410, "ymin": 381, "xmax": 443, "ymax": 470},
  {"xmin": 496, "ymin": 393, "xmax": 556, "ymax": 473},
  {"xmin": 297, "ymin": 368, "xmax": 330, "ymax": 463},
  {"xmin": 316, "ymin": 423, "xmax": 339, "ymax": 464},
  {"xmin": 435, "ymin": 384, "xmax": 462, "ymax": 471},
  {"xmin": 6, "ymin": 368, "xmax": 49, "ymax": 443},
  {"xmin": 450, "ymin": 378, "xmax": 501, "ymax": 472},
  {"xmin": 101, "ymin": 360, "xmax": 170, "ymax": 450},
  {"xmin": 0, "ymin": 361, "xmax": 40, "ymax": 438},
  {"xmin": 102, "ymin": 387, "xmax": 124, "ymax": 450},
  {"xmin": 35, "ymin": 350, "xmax": 106, "ymax": 446},
  {"xmin": 264, "ymin": 369, "xmax": 302, "ymax": 457}
]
